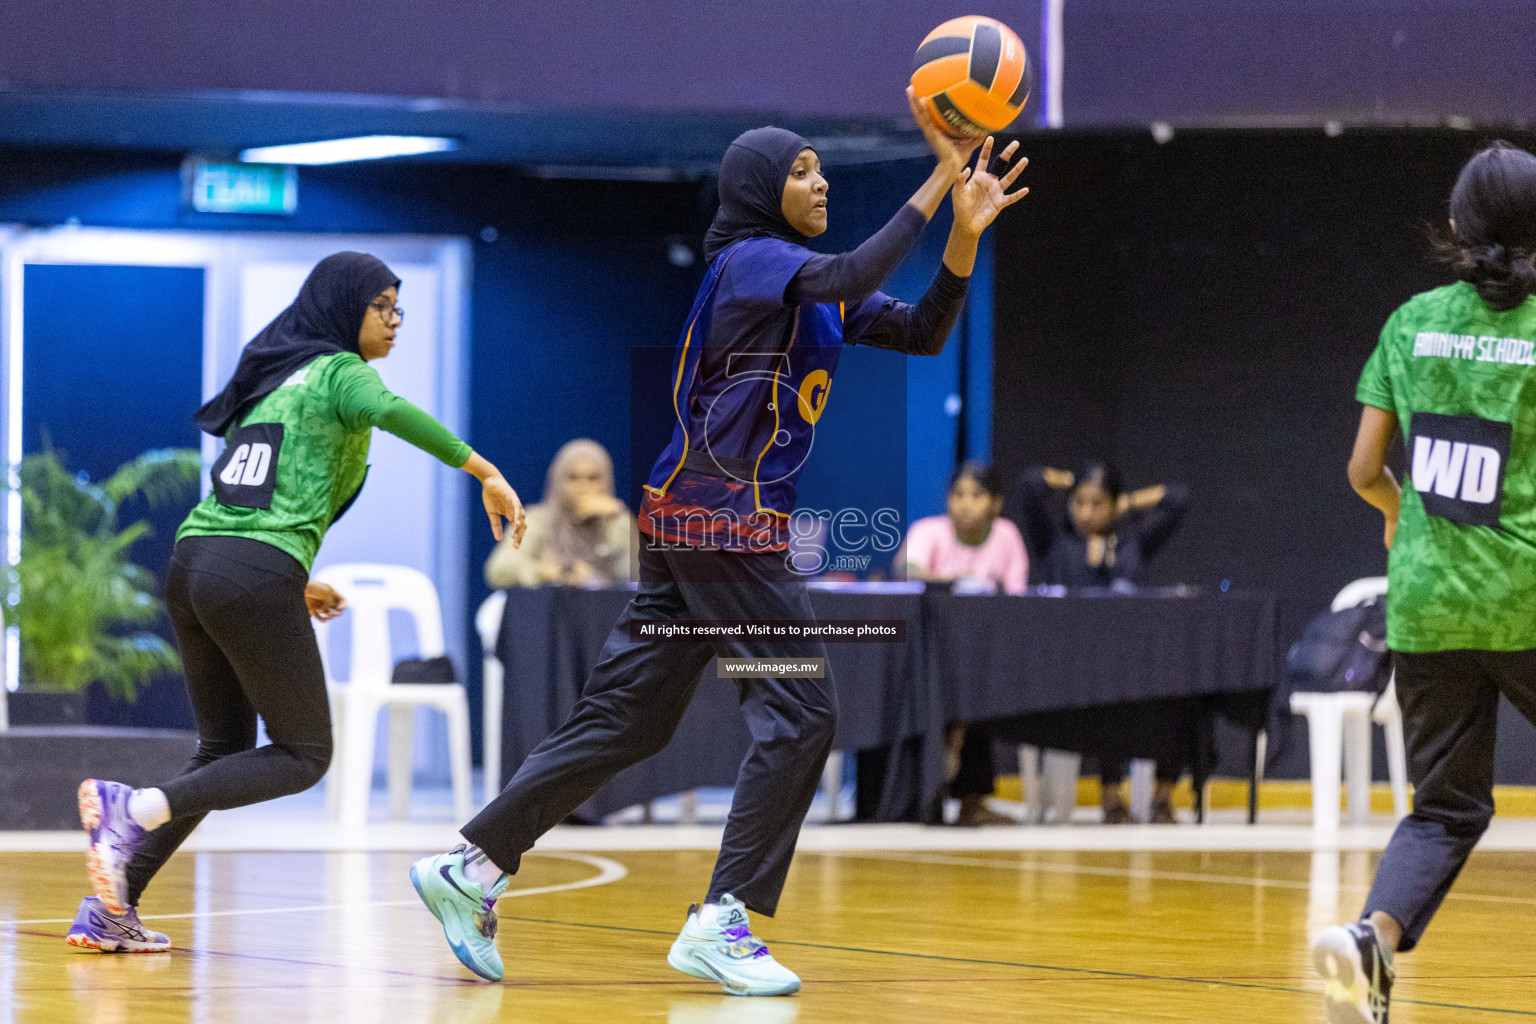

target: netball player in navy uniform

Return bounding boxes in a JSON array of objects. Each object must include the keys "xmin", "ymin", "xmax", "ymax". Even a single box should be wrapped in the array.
[{"xmin": 414, "ymin": 92, "xmax": 1029, "ymax": 991}]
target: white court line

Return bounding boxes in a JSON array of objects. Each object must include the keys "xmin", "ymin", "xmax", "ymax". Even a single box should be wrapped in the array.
[
  {"xmin": 0, "ymin": 851, "xmax": 626, "ymax": 928},
  {"xmin": 847, "ymin": 849, "xmax": 1536, "ymax": 909},
  {"xmin": 8, "ymin": 818, "xmax": 1536, "ymax": 853}
]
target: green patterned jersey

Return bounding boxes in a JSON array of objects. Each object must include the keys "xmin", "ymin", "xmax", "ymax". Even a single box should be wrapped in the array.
[
  {"xmin": 1357, "ymin": 281, "xmax": 1536, "ymax": 652},
  {"xmin": 178, "ymin": 352, "xmax": 471, "ymax": 570}
]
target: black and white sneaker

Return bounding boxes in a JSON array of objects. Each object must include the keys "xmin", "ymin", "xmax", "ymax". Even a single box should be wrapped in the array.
[{"xmin": 1313, "ymin": 921, "xmax": 1394, "ymax": 1024}]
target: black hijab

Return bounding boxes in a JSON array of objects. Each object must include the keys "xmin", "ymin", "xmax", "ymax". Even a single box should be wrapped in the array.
[
  {"xmin": 702, "ymin": 126, "xmax": 816, "ymax": 263},
  {"xmin": 195, "ymin": 251, "xmax": 400, "ymax": 435}
]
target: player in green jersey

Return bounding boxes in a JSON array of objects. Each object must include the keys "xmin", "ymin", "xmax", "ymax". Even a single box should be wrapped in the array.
[
  {"xmin": 70, "ymin": 253, "xmax": 525, "ymax": 953},
  {"xmin": 1314, "ymin": 143, "xmax": 1536, "ymax": 1024}
]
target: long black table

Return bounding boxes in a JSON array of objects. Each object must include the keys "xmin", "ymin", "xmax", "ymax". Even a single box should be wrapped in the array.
[
  {"xmin": 924, "ymin": 590, "xmax": 1276, "ymax": 821},
  {"xmin": 495, "ymin": 586, "xmax": 1276, "ymax": 822}
]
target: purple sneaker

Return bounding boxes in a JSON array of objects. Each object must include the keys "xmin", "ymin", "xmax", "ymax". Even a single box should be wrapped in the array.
[
  {"xmin": 66, "ymin": 896, "xmax": 170, "ymax": 953},
  {"xmin": 78, "ymin": 779, "xmax": 145, "ymax": 915}
]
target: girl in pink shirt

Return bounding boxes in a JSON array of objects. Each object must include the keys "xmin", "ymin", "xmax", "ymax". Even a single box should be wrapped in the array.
[
  {"xmin": 900, "ymin": 462, "xmax": 1026, "ymax": 825},
  {"xmin": 902, "ymin": 463, "xmax": 1028, "ymax": 595}
]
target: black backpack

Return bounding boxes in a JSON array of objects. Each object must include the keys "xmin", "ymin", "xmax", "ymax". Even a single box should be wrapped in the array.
[{"xmin": 1285, "ymin": 599, "xmax": 1391, "ymax": 696}]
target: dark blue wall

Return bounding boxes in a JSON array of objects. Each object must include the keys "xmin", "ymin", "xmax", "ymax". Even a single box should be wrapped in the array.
[
  {"xmin": 0, "ymin": 151, "xmax": 702, "ymax": 745},
  {"xmin": 0, "ymin": 146, "xmax": 983, "ymax": 747},
  {"xmin": 22, "ymin": 264, "xmax": 204, "ymax": 481},
  {"xmin": 0, "ymin": 149, "xmax": 974, "ymax": 512},
  {"xmin": 21, "ymin": 263, "xmax": 204, "ymax": 726}
]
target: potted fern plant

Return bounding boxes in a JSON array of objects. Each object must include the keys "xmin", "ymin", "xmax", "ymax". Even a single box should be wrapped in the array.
[
  {"xmin": 0, "ymin": 448, "xmax": 204, "ymax": 828},
  {"xmin": 3, "ymin": 448, "xmax": 202, "ymax": 719}
]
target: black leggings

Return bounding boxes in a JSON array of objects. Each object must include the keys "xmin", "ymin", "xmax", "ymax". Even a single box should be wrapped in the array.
[
  {"xmin": 126, "ymin": 535, "xmax": 332, "ymax": 905},
  {"xmin": 1365, "ymin": 648, "xmax": 1536, "ymax": 952}
]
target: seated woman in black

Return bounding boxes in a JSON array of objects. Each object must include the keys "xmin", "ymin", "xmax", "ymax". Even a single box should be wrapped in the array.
[{"xmin": 1008, "ymin": 461, "xmax": 1191, "ymax": 823}]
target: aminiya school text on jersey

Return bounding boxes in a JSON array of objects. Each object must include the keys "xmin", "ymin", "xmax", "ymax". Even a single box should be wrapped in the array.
[{"xmin": 1413, "ymin": 331, "xmax": 1536, "ymax": 366}]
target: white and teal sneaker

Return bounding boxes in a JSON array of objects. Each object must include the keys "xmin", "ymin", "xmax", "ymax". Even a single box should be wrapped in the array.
[
  {"xmin": 667, "ymin": 894, "xmax": 801, "ymax": 996},
  {"xmin": 1313, "ymin": 921, "xmax": 1394, "ymax": 1024},
  {"xmin": 410, "ymin": 846, "xmax": 510, "ymax": 982}
]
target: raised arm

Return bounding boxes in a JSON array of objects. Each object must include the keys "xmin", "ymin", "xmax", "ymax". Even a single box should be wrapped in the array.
[
  {"xmin": 1126, "ymin": 482, "xmax": 1191, "ymax": 560},
  {"xmin": 844, "ymin": 129, "xmax": 1028, "ymax": 354},
  {"xmin": 784, "ymin": 204, "xmax": 929, "ymax": 305},
  {"xmin": 843, "ymin": 269, "xmax": 968, "ymax": 356},
  {"xmin": 941, "ymin": 134, "xmax": 1029, "ymax": 277},
  {"xmin": 784, "ymin": 89, "xmax": 1001, "ymax": 306}
]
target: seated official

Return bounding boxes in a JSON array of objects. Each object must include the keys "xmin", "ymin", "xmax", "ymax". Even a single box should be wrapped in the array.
[
  {"xmin": 485, "ymin": 439, "xmax": 637, "ymax": 589},
  {"xmin": 902, "ymin": 461, "xmax": 1028, "ymax": 594},
  {"xmin": 1007, "ymin": 461, "xmax": 1191, "ymax": 823},
  {"xmin": 901, "ymin": 462, "xmax": 1027, "ymax": 826}
]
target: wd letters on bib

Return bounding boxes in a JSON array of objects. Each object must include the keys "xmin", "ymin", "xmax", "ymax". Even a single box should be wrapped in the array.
[
  {"xmin": 1357, "ymin": 280, "xmax": 1536, "ymax": 651},
  {"xmin": 1408, "ymin": 412, "xmax": 1509, "ymax": 527}
]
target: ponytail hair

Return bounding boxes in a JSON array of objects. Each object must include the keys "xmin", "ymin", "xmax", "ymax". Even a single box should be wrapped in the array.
[{"xmin": 1437, "ymin": 141, "xmax": 1536, "ymax": 312}]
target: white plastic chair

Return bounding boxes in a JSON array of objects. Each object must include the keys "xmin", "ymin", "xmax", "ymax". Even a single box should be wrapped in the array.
[
  {"xmin": 1289, "ymin": 576, "xmax": 1409, "ymax": 832},
  {"xmin": 314, "ymin": 563, "xmax": 473, "ymax": 827},
  {"xmin": 475, "ymin": 591, "xmax": 507, "ymax": 807}
]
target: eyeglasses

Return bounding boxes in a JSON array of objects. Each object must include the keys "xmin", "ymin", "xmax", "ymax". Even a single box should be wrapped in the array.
[{"xmin": 368, "ymin": 299, "xmax": 404, "ymax": 324}]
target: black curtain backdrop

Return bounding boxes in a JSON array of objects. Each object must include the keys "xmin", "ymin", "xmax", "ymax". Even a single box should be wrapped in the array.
[{"xmin": 991, "ymin": 127, "xmax": 1536, "ymax": 783}]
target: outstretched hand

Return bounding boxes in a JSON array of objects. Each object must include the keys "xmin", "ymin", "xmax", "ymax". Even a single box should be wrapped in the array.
[
  {"xmin": 483, "ymin": 476, "xmax": 527, "ymax": 546},
  {"xmin": 951, "ymin": 136, "xmax": 1029, "ymax": 235},
  {"xmin": 907, "ymin": 86, "xmax": 982, "ymax": 180}
]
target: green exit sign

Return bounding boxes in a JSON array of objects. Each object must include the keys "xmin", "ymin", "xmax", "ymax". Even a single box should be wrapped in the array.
[{"xmin": 184, "ymin": 160, "xmax": 297, "ymax": 214}]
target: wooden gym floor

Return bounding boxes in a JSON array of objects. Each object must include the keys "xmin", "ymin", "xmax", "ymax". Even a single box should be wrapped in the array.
[{"xmin": 1, "ymin": 846, "xmax": 1532, "ymax": 1023}]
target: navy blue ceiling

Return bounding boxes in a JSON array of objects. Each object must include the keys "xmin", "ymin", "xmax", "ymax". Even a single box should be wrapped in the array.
[{"xmin": 0, "ymin": 1, "xmax": 1529, "ymax": 170}]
